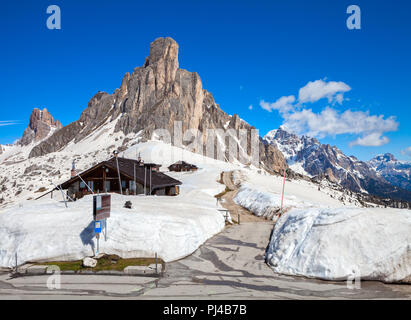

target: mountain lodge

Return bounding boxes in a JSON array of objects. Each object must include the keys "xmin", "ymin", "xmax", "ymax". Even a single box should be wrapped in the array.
[{"xmin": 45, "ymin": 155, "xmax": 182, "ymax": 200}]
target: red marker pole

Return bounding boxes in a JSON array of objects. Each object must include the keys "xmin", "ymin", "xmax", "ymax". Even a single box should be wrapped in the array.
[{"xmin": 279, "ymin": 168, "xmax": 287, "ymax": 218}]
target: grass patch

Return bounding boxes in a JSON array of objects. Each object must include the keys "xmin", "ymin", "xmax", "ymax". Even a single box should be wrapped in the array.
[{"xmin": 35, "ymin": 255, "xmax": 165, "ymax": 272}]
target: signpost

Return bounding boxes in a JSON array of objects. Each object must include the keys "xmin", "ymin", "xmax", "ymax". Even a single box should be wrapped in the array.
[
  {"xmin": 93, "ymin": 194, "xmax": 111, "ymax": 254},
  {"xmin": 93, "ymin": 194, "xmax": 111, "ymax": 220},
  {"xmin": 94, "ymin": 220, "xmax": 102, "ymax": 233}
]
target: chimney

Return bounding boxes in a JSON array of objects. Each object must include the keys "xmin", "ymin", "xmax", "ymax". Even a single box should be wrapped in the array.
[
  {"xmin": 71, "ymin": 160, "xmax": 77, "ymax": 177},
  {"xmin": 113, "ymin": 150, "xmax": 119, "ymax": 158}
]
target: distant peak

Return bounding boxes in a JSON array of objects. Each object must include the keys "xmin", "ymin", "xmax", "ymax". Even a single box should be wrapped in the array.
[
  {"xmin": 373, "ymin": 153, "xmax": 397, "ymax": 162},
  {"xmin": 19, "ymin": 107, "xmax": 62, "ymax": 146}
]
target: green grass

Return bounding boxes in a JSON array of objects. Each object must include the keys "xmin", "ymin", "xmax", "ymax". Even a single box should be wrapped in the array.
[{"xmin": 35, "ymin": 255, "xmax": 164, "ymax": 272}]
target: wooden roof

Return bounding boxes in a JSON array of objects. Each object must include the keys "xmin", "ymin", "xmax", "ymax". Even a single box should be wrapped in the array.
[{"xmin": 59, "ymin": 157, "xmax": 182, "ymax": 190}]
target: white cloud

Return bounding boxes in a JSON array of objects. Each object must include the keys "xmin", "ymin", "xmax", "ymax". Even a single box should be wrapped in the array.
[
  {"xmin": 350, "ymin": 133, "xmax": 390, "ymax": 147},
  {"xmin": 283, "ymin": 108, "xmax": 397, "ymax": 136},
  {"xmin": 282, "ymin": 107, "xmax": 398, "ymax": 147},
  {"xmin": 259, "ymin": 79, "xmax": 398, "ymax": 147},
  {"xmin": 260, "ymin": 95, "xmax": 296, "ymax": 113},
  {"xmin": 298, "ymin": 79, "xmax": 351, "ymax": 104}
]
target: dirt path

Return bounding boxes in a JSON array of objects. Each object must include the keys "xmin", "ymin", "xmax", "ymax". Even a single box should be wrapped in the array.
[{"xmin": 219, "ymin": 171, "xmax": 265, "ymax": 223}]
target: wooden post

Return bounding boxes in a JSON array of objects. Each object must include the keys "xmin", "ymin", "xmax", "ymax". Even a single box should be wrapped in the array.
[
  {"xmin": 155, "ymin": 252, "xmax": 158, "ymax": 274},
  {"xmin": 133, "ymin": 164, "xmax": 136, "ymax": 195},
  {"xmin": 103, "ymin": 168, "xmax": 106, "ymax": 193},
  {"xmin": 144, "ymin": 167, "xmax": 147, "ymax": 195},
  {"xmin": 150, "ymin": 167, "xmax": 152, "ymax": 195},
  {"xmin": 104, "ymin": 219, "xmax": 107, "ymax": 241},
  {"xmin": 238, "ymin": 213, "xmax": 240, "ymax": 225},
  {"xmin": 115, "ymin": 157, "xmax": 123, "ymax": 195}
]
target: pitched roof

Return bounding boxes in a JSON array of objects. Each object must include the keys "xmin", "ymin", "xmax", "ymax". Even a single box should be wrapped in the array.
[
  {"xmin": 105, "ymin": 157, "xmax": 181, "ymax": 189},
  {"xmin": 59, "ymin": 157, "xmax": 181, "ymax": 190}
]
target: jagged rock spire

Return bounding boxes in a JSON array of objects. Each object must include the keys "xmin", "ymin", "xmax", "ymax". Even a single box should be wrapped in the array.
[{"xmin": 20, "ymin": 108, "xmax": 62, "ymax": 145}]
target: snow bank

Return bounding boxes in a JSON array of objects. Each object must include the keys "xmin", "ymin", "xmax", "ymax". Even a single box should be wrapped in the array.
[
  {"xmin": 266, "ymin": 207, "xmax": 411, "ymax": 283},
  {"xmin": 0, "ymin": 140, "xmax": 246, "ymax": 267},
  {"xmin": 0, "ymin": 193, "xmax": 225, "ymax": 267},
  {"xmin": 234, "ymin": 184, "xmax": 282, "ymax": 219},
  {"xmin": 234, "ymin": 183, "xmax": 314, "ymax": 220}
]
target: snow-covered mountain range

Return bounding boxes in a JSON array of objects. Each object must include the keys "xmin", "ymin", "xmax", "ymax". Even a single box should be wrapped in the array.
[
  {"xmin": 368, "ymin": 153, "xmax": 411, "ymax": 191},
  {"xmin": 0, "ymin": 37, "xmax": 410, "ymax": 208},
  {"xmin": 264, "ymin": 127, "xmax": 411, "ymax": 202},
  {"xmin": 0, "ymin": 37, "xmax": 287, "ymax": 207}
]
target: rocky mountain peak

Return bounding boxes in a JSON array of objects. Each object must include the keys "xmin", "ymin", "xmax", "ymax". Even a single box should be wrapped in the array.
[
  {"xmin": 265, "ymin": 126, "xmax": 411, "ymax": 201},
  {"xmin": 372, "ymin": 153, "xmax": 397, "ymax": 163},
  {"xmin": 367, "ymin": 153, "xmax": 411, "ymax": 192},
  {"xmin": 27, "ymin": 37, "xmax": 288, "ymax": 173},
  {"xmin": 145, "ymin": 37, "xmax": 179, "ymax": 69},
  {"xmin": 19, "ymin": 108, "xmax": 62, "ymax": 146}
]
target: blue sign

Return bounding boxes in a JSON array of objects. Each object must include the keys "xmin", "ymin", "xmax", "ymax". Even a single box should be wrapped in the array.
[{"xmin": 94, "ymin": 220, "xmax": 102, "ymax": 233}]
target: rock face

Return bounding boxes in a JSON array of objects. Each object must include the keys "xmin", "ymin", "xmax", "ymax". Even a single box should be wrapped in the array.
[
  {"xmin": 29, "ymin": 37, "xmax": 287, "ymax": 173},
  {"xmin": 20, "ymin": 108, "xmax": 62, "ymax": 145},
  {"xmin": 264, "ymin": 127, "xmax": 411, "ymax": 201},
  {"xmin": 368, "ymin": 153, "xmax": 411, "ymax": 191}
]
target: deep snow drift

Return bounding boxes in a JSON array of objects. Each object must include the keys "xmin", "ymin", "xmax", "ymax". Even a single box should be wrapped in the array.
[
  {"xmin": 0, "ymin": 141, "xmax": 239, "ymax": 268},
  {"xmin": 265, "ymin": 207, "xmax": 411, "ymax": 283},
  {"xmin": 232, "ymin": 169, "xmax": 411, "ymax": 283},
  {"xmin": 0, "ymin": 192, "xmax": 224, "ymax": 267}
]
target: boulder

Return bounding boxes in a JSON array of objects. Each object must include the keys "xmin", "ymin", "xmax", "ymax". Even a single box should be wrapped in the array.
[{"xmin": 82, "ymin": 257, "xmax": 97, "ymax": 268}]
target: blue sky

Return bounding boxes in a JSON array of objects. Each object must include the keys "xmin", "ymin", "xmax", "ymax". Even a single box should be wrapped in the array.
[{"xmin": 1, "ymin": 0, "xmax": 410, "ymax": 161}]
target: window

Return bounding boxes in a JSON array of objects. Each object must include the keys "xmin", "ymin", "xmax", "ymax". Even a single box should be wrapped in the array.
[
  {"xmin": 88, "ymin": 181, "xmax": 94, "ymax": 191},
  {"xmin": 122, "ymin": 180, "xmax": 126, "ymax": 188},
  {"xmin": 104, "ymin": 181, "xmax": 110, "ymax": 192},
  {"xmin": 130, "ymin": 181, "xmax": 136, "ymax": 191},
  {"xmin": 80, "ymin": 181, "xmax": 85, "ymax": 189}
]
